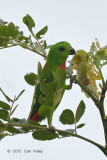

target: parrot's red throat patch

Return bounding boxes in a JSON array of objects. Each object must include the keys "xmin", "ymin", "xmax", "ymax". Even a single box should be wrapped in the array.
[
  {"xmin": 60, "ymin": 62, "xmax": 66, "ymax": 70},
  {"xmin": 30, "ymin": 112, "xmax": 40, "ymax": 121}
]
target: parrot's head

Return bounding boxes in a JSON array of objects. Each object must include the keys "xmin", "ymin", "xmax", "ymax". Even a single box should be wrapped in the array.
[{"xmin": 47, "ymin": 41, "xmax": 75, "ymax": 68}]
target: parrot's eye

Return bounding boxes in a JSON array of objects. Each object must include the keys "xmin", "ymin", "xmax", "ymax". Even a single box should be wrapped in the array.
[{"xmin": 59, "ymin": 47, "xmax": 65, "ymax": 51}]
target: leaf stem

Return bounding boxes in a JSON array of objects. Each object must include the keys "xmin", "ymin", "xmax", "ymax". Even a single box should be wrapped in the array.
[
  {"xmin": 0, "ymin": 88, "xmax": 13, "ymax": 102},
  {"xmin": 74, "ymin": 119, "xmax": 77, "ymax": 134},
  {"xmin": 0, "ymin": 38, "xmax": 47, "ymax": 58},
  {"xmin": 30, "ymin": 30, "xmax": 47, "ymax": 56},
  {"xmin": 8, "ymin": 96, "xmax": 16, "ymax": 123},
  {"xmin": 98, "ymin": 67, "xmax": 105, "ymax": 87},
  {"xmin": 15, "ymin": 40, "xmax": 47, "ymax": 58},
  {"xmin": 0, "ymin": 44, "xmax": 19, "ymax": 49}
]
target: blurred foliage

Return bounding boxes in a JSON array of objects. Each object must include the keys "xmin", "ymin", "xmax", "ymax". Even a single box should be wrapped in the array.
[
  {"xmin": 0, "ymin": 14, "xmax": 48, "ymax": 57},
  {"xmin": 68, "ymin": 39, "xmax": 107, "ymax": 99}
]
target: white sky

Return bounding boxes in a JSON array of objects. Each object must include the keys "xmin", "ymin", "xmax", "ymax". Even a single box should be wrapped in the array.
[{"xmin": 0, "ymin": 0, "xmax": 107, "ymax": 159}]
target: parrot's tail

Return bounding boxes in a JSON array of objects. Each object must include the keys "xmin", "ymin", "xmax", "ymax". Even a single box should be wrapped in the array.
[{"xmin": 30, "ymin": 112, "xmax": 40, "ymax": 121}]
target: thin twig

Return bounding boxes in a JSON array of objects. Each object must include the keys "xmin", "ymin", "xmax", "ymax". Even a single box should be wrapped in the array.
[{"xmin": 30, "ymin": 30, "xmax": 47, "ymax": 56}]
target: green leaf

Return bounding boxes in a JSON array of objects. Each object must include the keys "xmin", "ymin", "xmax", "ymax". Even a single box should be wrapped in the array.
[
  {"xmin": 38, "ymin": 62, "xmax": 43, "ymax": 82},
  {"xmin": 18, "ymin": 36, "xmax": 25, "ymax": 41},
  {"xmin": 0, "ymin": 120, "xmax": 5, "ymax": 133},
  {"xmin": 21, "ymin": 127, "xmax": 30, "ymax": 132},
  {"xmin": 2, "ymin": 22, "xmax": 19, "ymax": 39},
  {"xmin": 0, "ymin": 126, "xmax": 5, "ymax": 134},
  {"xmin": 15, "ymin": 89, "xmax": 25, "ymax": 101},
  {"xmin": 96, "ymin": 49, "xmax": 107, "ymax": 60},
  {"xmin": 76, "ymin": 123, "xmax": 85, "ymax": 129},
  {"xmin": 94, "ymin": 49, "xmax": 107, "ymax": 68},
  {"xmin": 18, "ymin": 31, "xmax": 24, "ymax": 41},
  {"xmin": 1, "ymin": 26, "xmax": 10, "ymax": 37},
  {"xmin": 93, "ymin": 54, "xmax": 101, "ymax": 68},
  {"xmin": 18, "ymin": 31, "xmax": 23, "ymax": 37},
  {"xmin": 6, "ymin": 126, "xmax": 21, "ymax": 134},
  {"xmin": 0, "ymin": 134, "xmax": 5, "ymax": 140},
  {"xmin": 0, "ymin": 133, "xmax": 9, "ymax": 141},
  {"xmin": 0, "ymin": 19, "xmax": 7, "ymax": 26},
  {"xmin": 11, "ymin": 30, "xmax": 19, "ymax": 39},
  {"xmin": 15, "ymin": 26, "xmax": 19, "ymax": 30},
  {"xmin": 65, "ymin": 129, "xmax": 75, "ymax": 133},
  {"xmin": 8, "ymin": 22, "xmax": 15, "ymax": 36},
  {"xmin": 38, "ymin": 62, "xmax": 43, "ymax": 75},
  {"xmin": 39, "ymin": 82, "xmax": 62, "ymax": 106},
  {"xmin": 18, "ymin": 119, "xmax": 26, "ymax": 124},
  {"xmin": 59, "ymin": 109, "xmax": 74, "ymax": 125},
  {"xmin": 0, "ymin": 38, "xmax": 3, "ymax": 44},
  {"xmin": 10, "ymin": 118, "xmax": 20, "ymax": 123},
  {"xmin": 75, "ymin": 100, "xmax": 85, "ymax": 123},
  {"xmin": 43, "ymin": 40, "xmax": 47, "ymax": 49},
  {"xmin": 24, "ymin": 73, "xmax": 38, "ymax": 86},
  {"xmin": 0, "ymin": 109, "xmax": 9, "ymax": 121},
  {"xmin": 3, "ymin": 37, "xmax": 9, "ymax": 43},
  {"xmin": 32, "ymin": 130, "xmax": 59, "ymax": 141},
  {"xmin": 23, "ymin": 14, "xmax": 35, "ymax": 30},
  {"xmin": 36, "ymin": 26, "xmax": 48, "ymax": 39},
  {"xmin": 24, "ymin": 37, "xmax": 29, "ymax": 43},
  {"xmin": 0, "ymin": 36, "xmax": 9, "ymax": 46},
  {"xmin": 34, "ymin": 42, "xmax": 42, "ymax": 52},
  {"xmin": 0, "ymin": 120, "xmax": 3, "ymax": 123},
  {"xmin": 40, "ymin": 81, "xmax": 57, "ymax": 96},
  {"xmin": 10, "ymin": 105, "xmax": 18, "ymax": 116},
  {"xmin": 52, "ymin": 88, "xmax": 63, "ymax": 106},
  {"xmin": 29, "ymin": 35, "xmax": 33, "ymax": 45},
  {"xmin": 58, "ymin": 129, "xmax": 75, "ymax": 137},
  {"xmin": 41, "ymin": 70, "xmax": 54, "ymax": 83},
  {"xmin": 58, "ymin": 131, "xmax": 70, "ymax": 137},
  {"xmin": 0, "ymin": 88, "xmax": 13, "ymax": 102},
  {"xmin": 0, "ymin": 101, "xmax": 10, "ymax": 110}
]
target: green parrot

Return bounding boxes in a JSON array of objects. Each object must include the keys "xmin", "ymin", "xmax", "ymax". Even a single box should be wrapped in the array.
[{"xmin": 28, "ymin": 41, "xmax": 75, "ymax": 129}]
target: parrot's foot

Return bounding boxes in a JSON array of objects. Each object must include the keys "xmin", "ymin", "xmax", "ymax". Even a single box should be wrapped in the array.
[
  {"xmin": 70, "ymin": 75, "xmax": 77, "ymax": 84},
  {"xmin": 66, "ymin": 75, "xmax": 77, "ymax": 90},
  {"xmin": 49, "ymin": 125, "xmax": 55, "ymax": 133}
]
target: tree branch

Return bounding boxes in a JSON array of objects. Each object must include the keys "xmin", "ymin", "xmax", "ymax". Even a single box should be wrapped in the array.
[{"xmin": 0, "ymin": 122, "xmax": 107, "ymax": 156}]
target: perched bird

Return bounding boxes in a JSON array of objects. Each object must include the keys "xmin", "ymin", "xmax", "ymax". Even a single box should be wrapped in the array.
[{"xmin": 28, "ymin": 41, "xmax": 75, "ymax": 129}]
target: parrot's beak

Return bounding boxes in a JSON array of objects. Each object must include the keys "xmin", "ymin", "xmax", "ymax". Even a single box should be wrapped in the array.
[{"xmin": 69, "ymin": 47, "xmax": 76, "ymax": 55}]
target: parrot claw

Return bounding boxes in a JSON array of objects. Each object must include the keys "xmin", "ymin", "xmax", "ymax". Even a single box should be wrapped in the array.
[
  {"xmin": 49, "ymin": 125, "xmax": 55, "ymax": 133},
  {"xmin": 66, "ymin": 75, "xmax": 77, "ymax": 90},
  {"xmin": 70, "ymin": 75, "xmax": 77, "ymax": 84}
]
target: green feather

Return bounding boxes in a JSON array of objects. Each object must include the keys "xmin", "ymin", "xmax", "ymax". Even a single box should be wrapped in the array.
[
  {"xmin": 47, "ymin": 41, "xmax": 71, "ymax": 72},
  {"xmin": 29, "ymin": 41, "xmax": 72, "ymax": 127}
]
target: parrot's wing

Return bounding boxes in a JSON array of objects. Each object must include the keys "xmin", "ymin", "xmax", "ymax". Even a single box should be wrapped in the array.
[{"xmin": 30, "ymin": 68, "xmax": 55, "ymax": 119}]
